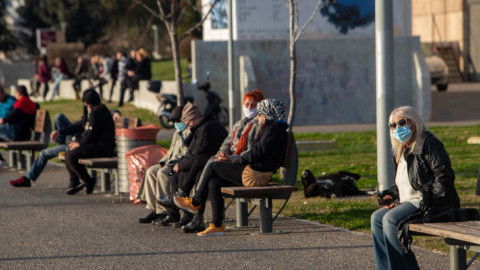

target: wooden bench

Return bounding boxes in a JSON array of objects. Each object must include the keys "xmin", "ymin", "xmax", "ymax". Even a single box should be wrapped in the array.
[
  {"xmin": 78, "ymin": 157, "xmax": 119, "ymax": 194},
  {"xmin": 409, "ymin": 221, "xmax": 480, "ymax": 270},
  {"xmin": 0, "ymin": 109, "xmax": 51, "ymax": 171},
  {"xmin": 221, "ymin": 132, "xmax": 299, "ymax": 234}
]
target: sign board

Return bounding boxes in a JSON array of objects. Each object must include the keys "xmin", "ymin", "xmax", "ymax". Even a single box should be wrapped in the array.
[{"xmin": 36, "ymin": 28, "xmax": 57, "ymax": 49}]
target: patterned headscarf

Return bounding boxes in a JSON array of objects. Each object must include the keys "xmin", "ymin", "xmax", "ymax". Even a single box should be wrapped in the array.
[{"xmin": 257, "ymin": 99, "xmax": 285, "ymax": 121}]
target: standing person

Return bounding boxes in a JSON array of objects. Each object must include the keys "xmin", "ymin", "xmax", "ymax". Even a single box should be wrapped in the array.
[
  {"xmin": 371, "ymin": 106, "xmax": 460, "ymax": 270},
  {"xmin": 0, "ymin": 85, "xmax": 37, "ymax": 141},
  {"xmin": 88, "ymin": 55, "xmax": 102, "ymax": 98},
  {"xmin": 174, "ymin": 99, "xmax": 288, "ymax": 236},
  {"xmin": 131, "ymin": 48, "xmax": 151, "ymax": 91},
  {"xmin": 48, "ymin": 57, "xmax": 70, "ymax": 101},
  {"xmin": 29, "ymin": 58, "xmax": 41, "ymax": 97},
  {"xmin": 125, "ymin": 49, "xmax": 136, "ymax": 102},
  {"xmin": 37, "ymin": 55, "xmax": 51, "ymax": 101},
  {"xmin": 72, "ymin": 56, "xmax": 89, "ymax": 100},
  {"xmin": 116, "ymin": 51, "xmax": 129, "ymax": 107},
  {"xmin": 63, "ymin": 89, "xmax": 115, "ymax": 195},
  {"xmin": 138, "ymin": 106, "xmax": 190, "ymax": 224},
  {"xmin": 108, "ymin": 54, "xmax": 118, "ymax": 103}
]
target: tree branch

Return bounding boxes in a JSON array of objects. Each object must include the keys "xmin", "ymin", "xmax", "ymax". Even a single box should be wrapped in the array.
[
  {"xmin": 179, "ymin": 0, "xmax": 222, "ymax": 41},
  {"xmin": 132, "ymin": 0, "xmax": 163, "ymax": 20},
  {"xmin": 295, "ymin": 0, "xmax": 322, "ymax": 42}
]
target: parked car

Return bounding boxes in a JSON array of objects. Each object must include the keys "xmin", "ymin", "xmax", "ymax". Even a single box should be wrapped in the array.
[{"xmin": 425, "ymin": 55, "xmax": 449, "ymax": 91}]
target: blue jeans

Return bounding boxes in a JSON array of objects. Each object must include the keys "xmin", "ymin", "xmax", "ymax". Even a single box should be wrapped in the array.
[
  {"xmin": 26, "ymin": 144, "xmax": 68, "ymax": 181},
  {"xmin": 0, "ymin": 124, "xmax": 15, "ymax": 141},
  {"xmin": 49, "ymin": 73, "xmax": 67, "ymax": 101},
  {"xmin": 371, "ymin": 202, "xmax": 420, "ymax": 270},
  {"xmin": 26, "ymin": 114, "xmax": 72, "ymax": 181}
]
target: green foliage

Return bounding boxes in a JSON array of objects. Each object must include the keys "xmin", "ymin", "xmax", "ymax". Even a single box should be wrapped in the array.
[
  {"xmin": 19, "ymin": 0, "xmax": 109, "ymax": 48},
  {"xmin": 0, "ymin": 0, "xmax": 17, "ymax": 51}
]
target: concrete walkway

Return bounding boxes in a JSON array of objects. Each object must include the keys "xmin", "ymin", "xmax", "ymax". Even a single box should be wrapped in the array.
[{"xmin": 0, "ymin": 157, "xmax": 472, "ymax": 269}]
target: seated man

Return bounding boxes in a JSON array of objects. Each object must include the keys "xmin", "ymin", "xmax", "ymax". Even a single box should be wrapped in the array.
[
  {"xmin": 63, "ymin": 89, "xmax": 116, "ymax": 195},
  {"xmin": 157, "ymin": 102, "xmax": 227, "ymax": 225},
  {"xmin": 0, "ymin": 85, "xmax": 37, "ymax": 141},
  {"xmin": 9, "ymin": 108, "xmax": 120, "ymax": 189},
  {"xmin": 0, "ymin": 84, "xmax": 16, "ymax": 163},
  {"xmin": 137, "ymin": 105, "xmax": 191, "ymax": 224}
]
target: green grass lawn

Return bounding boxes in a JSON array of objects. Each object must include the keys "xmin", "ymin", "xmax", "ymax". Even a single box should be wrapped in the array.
[
  {"xmin": 36, "ymin": 99, "xmax": 480, "ymax": 255},
  {"xmin": 151, "ymin": 59, "xmax": 189, "ymax": 81}
]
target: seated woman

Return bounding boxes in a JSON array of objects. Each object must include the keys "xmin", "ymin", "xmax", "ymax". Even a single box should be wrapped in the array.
[
  {"xmin": 174, "ymin": 99, "xmax": 288, "ymax": 236},
  {"xmin": 371, "ymin": 106, "xmax": 460, "ymax": 270},
  {"xmin": 179, "ymin": 89, "xmax": 265, "ymax": 233}
]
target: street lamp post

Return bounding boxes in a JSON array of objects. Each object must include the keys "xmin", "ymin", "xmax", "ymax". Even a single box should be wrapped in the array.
[{"xmin": 152, "ymin": 24, "xmax": 159, "ymax": 57}]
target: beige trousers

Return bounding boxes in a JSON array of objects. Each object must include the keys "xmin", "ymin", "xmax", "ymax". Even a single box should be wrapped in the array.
[{"xmin": 143, "ymin": 164, "xmax": 175, "ymax": 214}]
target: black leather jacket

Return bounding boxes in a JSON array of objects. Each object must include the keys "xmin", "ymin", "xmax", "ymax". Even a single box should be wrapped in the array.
[
  {"xmin": 387, "ymin": 131, "xmax": 461, "ymax": 253},
  {"xmin": 389, "ymin": 131, "xmax": 460, "ymax": 214}
]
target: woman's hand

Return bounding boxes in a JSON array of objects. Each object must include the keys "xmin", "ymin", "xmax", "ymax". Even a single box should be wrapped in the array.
[
  {"xmin": 215, "ymin": 151, "xmax": 230, "ymax": 162},
  {"xmin": 50, "ymin": 130, "xmax": 60, "ymax": 142},
  {"xmin": 68, "ymin": 141, "xmax": 80, "ymax": 151},
  {"xmin": 173, "ymin": 163, "xmax": 179, "ymax": 173},
  {"xmin": 383, "ymin": 195, "xmax": 397, "ymax": 209}
]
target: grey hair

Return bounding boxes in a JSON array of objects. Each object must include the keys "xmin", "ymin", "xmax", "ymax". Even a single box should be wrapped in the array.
[{"xmin": 389, "ymin": 106, "xmax": 427, "ymax": 162}]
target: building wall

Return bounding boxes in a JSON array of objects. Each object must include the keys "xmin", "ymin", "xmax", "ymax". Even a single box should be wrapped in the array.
[{"xmin": 192, "ymin": 37, "xmax": 430, "ymax": 126}]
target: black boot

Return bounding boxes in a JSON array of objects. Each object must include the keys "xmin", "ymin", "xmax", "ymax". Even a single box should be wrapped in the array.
[
  {"xmin": 182, "ymin": 213, "xmax": 205, "ymax": 233},
  {"xmin": 157, "ymin": 196, "xmax": 175, "ymax": 207},
  {"xmin": 139, "ymin": 211, "xmax": 166, "ymax": 224},
  {"xmin": 174, "ymin": 211, "xmax": 193, "ymax": 228}
]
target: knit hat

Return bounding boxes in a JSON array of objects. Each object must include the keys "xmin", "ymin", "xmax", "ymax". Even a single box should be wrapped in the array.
[
  {"xmin": 181, "ymin": 102, "xmax": 202, "ymax": 122},
  {"xmin": 170, "ymin": 105, "xmax": 184, "ymax": 122},
  {"xmin": 257, "ymin": 99, "xmax": 285, "ymax": 121}
]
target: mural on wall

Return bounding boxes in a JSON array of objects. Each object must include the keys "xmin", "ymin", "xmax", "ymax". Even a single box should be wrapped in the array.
[
  {"xmin": 210, "ymin": 0, "xmax": 228, "ymax": 29},
  {"xmin": 320, "ymin": 0, "xmax": 375, "ymax": 34},
  {"xmin": 203, "ymin": 0, "xmax": 406, "ymax": 41}
]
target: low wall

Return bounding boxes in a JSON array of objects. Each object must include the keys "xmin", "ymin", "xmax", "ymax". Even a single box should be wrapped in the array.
[{"xmin": 16, "ymin": 78, "xmax": 197, "ymax": 114}]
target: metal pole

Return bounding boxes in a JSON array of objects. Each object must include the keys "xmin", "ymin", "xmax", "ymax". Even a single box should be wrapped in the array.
[
  {"xmin": 375, "ymin": 0, "xmax": 395, "ymax": 191},
  {"xmin": 151, "ymin": 25, "xmax": 159, "ymax": 56},
  {"xmin": 227, "ymin": 0, "xmax": 234, "ymax": 131}
]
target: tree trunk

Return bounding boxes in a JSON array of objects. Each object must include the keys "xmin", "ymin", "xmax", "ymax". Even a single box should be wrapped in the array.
[
  {"xmin": 287, "ymin": 0, "xmax": 296, "ymax": 130},
  {"xmin": 168, "ymin": 25, "xmax": 184, "ymax": 106}
]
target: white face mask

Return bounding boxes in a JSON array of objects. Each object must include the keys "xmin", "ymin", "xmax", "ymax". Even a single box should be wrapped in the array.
[{"xmin": 242, "ymin": 106, "xmax": 257, "ymax": 119}]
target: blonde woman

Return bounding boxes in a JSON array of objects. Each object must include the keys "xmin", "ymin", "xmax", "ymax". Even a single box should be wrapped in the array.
[{"xmin": 371, "ymin": 106, "xmax": 460, "ymax": 270}]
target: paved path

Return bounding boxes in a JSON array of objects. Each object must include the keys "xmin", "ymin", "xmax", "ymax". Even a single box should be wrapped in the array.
[{"xmin": 0, "ymin": 159, "xmax": 473, "ymax": 269}]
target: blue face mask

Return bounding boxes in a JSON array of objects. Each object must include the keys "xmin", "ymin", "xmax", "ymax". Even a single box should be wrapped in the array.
[
  {"xmin": 393, "ymin": 125, "xmax": 413, "ymax": 143},
  {"xmin": 174, "ymin": 122, "xmax": 187, "ymax": 132}
]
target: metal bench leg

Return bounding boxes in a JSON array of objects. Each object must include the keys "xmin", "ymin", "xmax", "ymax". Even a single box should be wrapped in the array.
[
  {"xmin": 22, "ymin": 150, "xmax": 34, "ymax": 172},
  {"xmin": 450, "ymin": 245, "xmax": 466, "ymax": 270},
  {"xmin": 259, "ymin": 197, "xmax": 273, "ymax": 233},
  {"xmin": 16, "ymin": 151, "xmax": 25, "ymax": 170},
  {"xmin": 236, "ymin": 199, "xmax": 249, "ymax": 227},
  {"xmin": 103, "ymin": 169, "xmax": 111, "ymax": 191},
  {"xmin": 113, "ymin": 169, "xmax": 119, "ymax": 196},
  {"xmin": 8, "ymin": 150, "xmax": 15, "ymax": 168}
]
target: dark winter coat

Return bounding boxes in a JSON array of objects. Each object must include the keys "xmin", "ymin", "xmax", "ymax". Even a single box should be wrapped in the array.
[
  {"xmin": 3, "ymin": 96, "xmax": 37, "ymax": 141},
  {"xmin": 177, "ymin": 117, "xmax": 227, "ymax": 171},
  {"xmin": 240, "ymin": 120, "xmax": 288, "ymax": 172}
]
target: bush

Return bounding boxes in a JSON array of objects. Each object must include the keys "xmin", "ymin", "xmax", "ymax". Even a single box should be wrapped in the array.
[{"xmin": 179, "ymin": 36, "xmax": 198, "ymax": 60}]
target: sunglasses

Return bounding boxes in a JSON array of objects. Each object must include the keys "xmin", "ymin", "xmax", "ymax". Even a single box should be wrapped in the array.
[{"xmin": 389, "ymin": 118, "xmax": 409, "ymax": 129}]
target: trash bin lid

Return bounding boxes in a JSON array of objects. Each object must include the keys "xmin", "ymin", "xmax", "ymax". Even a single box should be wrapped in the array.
[{"xmin": 116, "ymin": 124, "xmax": 161, "ymax": 140}]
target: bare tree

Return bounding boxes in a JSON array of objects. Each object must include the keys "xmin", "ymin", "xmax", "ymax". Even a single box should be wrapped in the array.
[
  {"xmin": 133, "ymin": 0, "xmax": 221, "ymax": 105},
  {"xmin": 287, "ymin": 0, "xmax": 322, "ymax": 128}
]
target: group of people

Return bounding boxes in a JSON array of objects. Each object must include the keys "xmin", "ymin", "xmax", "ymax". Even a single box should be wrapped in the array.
[
  {"xmin": 31, "ymin": 48, "xmax": 152, "ymax": 107},
  {"xmin": 136, "ymin": 89, "xmax": 289, "ymax": 237},
  {"xmin": 0, "ymin": 76, "xmax": 466, "ymax": 265}
]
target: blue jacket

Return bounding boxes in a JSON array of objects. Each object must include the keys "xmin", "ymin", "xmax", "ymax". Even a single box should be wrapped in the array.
[{"xmin": 0, "ymin": 94, "xmax": 15, "ymax": 118}]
